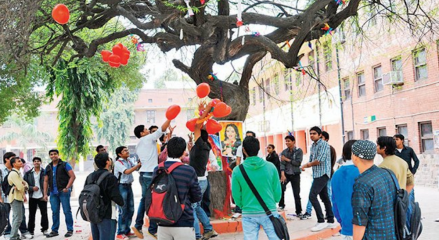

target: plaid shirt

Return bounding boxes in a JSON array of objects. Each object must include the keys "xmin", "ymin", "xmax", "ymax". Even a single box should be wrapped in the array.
[
  {"xmin": 309, "ymin": 139, "xmax": 331, "ymax": 178},
  {"xmin": 352, "ymin": 165, "xmax": 397, "ymax": 240}
]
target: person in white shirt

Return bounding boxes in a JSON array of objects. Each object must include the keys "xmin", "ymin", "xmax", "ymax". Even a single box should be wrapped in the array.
[
  {"xmin": 235, "ymin": 131, "xmax": 264, "ymax": 165},
  {"xmin": 132, "ymin": 119, "xmax": 172, "ymax": 238}
]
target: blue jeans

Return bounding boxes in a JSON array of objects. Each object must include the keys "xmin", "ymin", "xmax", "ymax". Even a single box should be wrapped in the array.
[
  {"xmin": 135, "ymin": 172, "xmax": 158, "ymax": 234},
  {"xmin": 91, "ymin": 219, "xmax": 117, "ymax": 240},
  {"xmin": 242, "ymin": 213, "xmax": 281, "ymax": 240},
  {"xmin": 118, "ymin": 184, "xmax": 135, "ymax": 235},
  {"xmin": 193, "ymin": 179, "xmax": 213, "ymax": 238},
  {"xmin": 306, "ymin": 179, "xmax": 332, "ymax": 214},
  {"xmin": 50, "ymin": 190, "xmax": 74, "ymax": 232},
  {"xmin": 4, "ymin": 203, "xmax": 29, "ymax": 235}
]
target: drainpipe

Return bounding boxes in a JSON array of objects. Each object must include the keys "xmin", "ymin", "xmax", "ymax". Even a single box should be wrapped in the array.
[
  {"xmin": 315, "ymin": 44, "xmax": 322, "ymax": 128},
  {"xmin": 336, "ymin": 46, "xmax": 346, "ymax": 144}
]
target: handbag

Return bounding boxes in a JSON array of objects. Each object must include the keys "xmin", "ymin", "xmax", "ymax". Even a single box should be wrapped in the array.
[{"xmin": 239, "ymin": 165, "xmax": 290, "ymax": 240}]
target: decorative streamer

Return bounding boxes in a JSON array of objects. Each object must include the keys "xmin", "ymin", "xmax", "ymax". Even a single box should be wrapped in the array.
[
  {"xmin": 285, "ymin": 40, "xmax": 291, "ymax": 48},
  {"xmin": 308, "ymin": 42, "xmax": 312, "ymax": 49},
  {"xmin": 298, "ymin": 61, "xmax": 306, "ymax": 75},
  {"xmin": 180, "ymin": 29, "xmax": 184, "ymax": 40},
  {"xmin": 227, "ymin": 30, "xmax": 230, "ymax": 39},
  {"xmin": 241, "ymin": 35, "xmax": 245, "ymax": 45},
  {"xmin": 184, "ymin": 0, "xmax": 194, "ymax": 16}
]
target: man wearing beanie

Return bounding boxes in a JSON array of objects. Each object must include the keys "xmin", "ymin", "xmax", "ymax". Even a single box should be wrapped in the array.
[{"xmin": 351, "ymin": 140, "xmax": 397, "ymax": 240}]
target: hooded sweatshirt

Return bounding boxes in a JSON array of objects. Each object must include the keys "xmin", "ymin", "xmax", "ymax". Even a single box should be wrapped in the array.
[{"xmin": 232, "ymin": 156, "xmax": 281, "ymax": 216}]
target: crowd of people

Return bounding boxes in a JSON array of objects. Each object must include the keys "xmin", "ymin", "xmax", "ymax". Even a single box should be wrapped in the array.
[{"xmin": 0, "ymin": 108, "xmax": 421, "ymax": 240}]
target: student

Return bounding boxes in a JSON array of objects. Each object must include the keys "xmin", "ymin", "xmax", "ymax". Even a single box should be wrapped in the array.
[
  {"xmin": 266, "ymin": 144, "xmax": 280, "ymax": 177},
  {"xmin": 133, "ymin": 120, "xmax": 172, "ymax": 239},
  {"xmin": 114, "ymin": 146, "xmax": 141, "ymax": 240},
  {"xmin": 232, "ymin": 136, "xmax": 282, "ymax": 239},
  {"xmin": 8, "ymin": 157, "xmax": 29, "ymax": 240},
  {"xmin": 394, "ymin": 134, "xmax": 419, "ymax": 175},
  {"xmin": 331, "ymin": 140, "xmax": 359, "ymax": 240},
  {"xmin": 351, "ymin": 140, "xmax": 397, "ymax": 239},
  {"xmin": 236, "ymin": 131, "xmax": 264, "ymax": 165},
  {"xmin": 278, "ymin": 135, "xmax": 303, "ymax": 217},
  {"xmin": 44, "ymin": 149, "xmax": 76, "ymax": 238},
  {"xmin": 88, "ymin": 153, "xmax": 124, "ymax": 240},
  {"xmin": 23, "ymin": 157, "xmax": 49, "ymax": 236},
  {"xmin": 155, "ymin": 137, "xmax": 201, "ymax": 240},
  {"xmin": 301, "ymin": 126, "xmax": 336, "ymax": 232},
  {"xmin": 93, "ymin": 145, "xmax": 114, "ymax": 172}
]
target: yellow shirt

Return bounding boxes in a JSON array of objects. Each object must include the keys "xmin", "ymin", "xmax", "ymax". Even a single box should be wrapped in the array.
[
  {"xmin": 379, "ymin": 155, "xmax": 414, "ymax": 190},
  {"xmin": 8, "ymin": 169, "xmax": 28, "ymax": 202}
]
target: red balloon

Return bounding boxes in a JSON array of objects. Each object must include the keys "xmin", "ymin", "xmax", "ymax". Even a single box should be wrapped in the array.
[
  {"xmin": 108, "ymin": 54, "xmax": 121, "ymax": 68},
  {"xmin": 196, "ymin": 83, "xmax": 210, "ymax": 98},
  {"xmin": 120, "ymin": 53, "xmax": 130, "ymax": 65},
  {"xmin": 224, "ymin": 105, "xmax": 232, "ymax": 117},
  {"xmin": 210, "ymin": 98, "xmax": 221, "ymax": 107},
  {"xmin": 206, "ymin": 119, "xmax": 222, "ymax": 134},
  {"xmin": 52, "ymin": 4, "xmax": 70, "ymax": 25},
  {"xmin": 166, "ymin": 105, "xmax": 181, "ymax": 120},
  {"xmin": 186, "ymin": 118, "xmax": 198, "ymax": 132},
  {"xmin": 112, "ymin": 44, "xmax": 124, "ymax": 57},
  {"xmin": 213, "ymin": 102, "xmax": 228, "ymax": 118},
  {"xmin": 101, "ymin": 50, "xmax": 112, "ymax": 62}
]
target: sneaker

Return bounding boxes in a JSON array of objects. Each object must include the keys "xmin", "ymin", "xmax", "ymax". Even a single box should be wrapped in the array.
[
  {"xmin": 311, "ymin": 222, "xmax": 328, "ymax": 232},
  {"xmin": 126, "ymin": 232, "xmax": 136, "ymax": 238},
  {"xmin": 203, "ymin": 230, "xmax": 218, "ymax": 239},
  {"xmin": 277, "ymin": 206, "xmax": 285, "ymax": 211},
  {"xmin": 116, "ymin": 234, "xmax": 129, "ymax": 240},
  {"xmin": 4, "ymin": 234, "xmax": 11, "ymax": 240},
  {"xmin": 296, "ymin": 213, "xmax": 303, "ymax": 218},
  {"xmin": 300, "ymin": 212, "xmax": 312, "ymax": 220},
  {"xmin": 46, "ymin": 231, "xmax": 59, "ymax": 238},
  {"xmin": 147, "ymin": 232, "xmax": 158, "ymax": 239},
  {"xmin": 43, "ymin": 230, "xmax": 50, "ymax": 236},
  {"xmin": 132, "ymin": 227, "xmax": 144, "ymax": 239},
  {"xmin": 64, "ymin": 231, "xmax": 73, "ymax": 237},
  {"xmin": 21, "ymin": 232, "xmax": 33, "ymax": 239},
  {"xmin": 327, "ymin": 222, "xmax": 339, "ymax": 229}
]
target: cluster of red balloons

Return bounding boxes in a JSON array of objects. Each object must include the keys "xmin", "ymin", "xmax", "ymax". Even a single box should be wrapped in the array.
[
  {"xmin": 52, "ymin": 4, "xmax": 70, "ymax": 25},
  {"xmin": 101, "ymin": 43, "xmax": 131, "ymax": 68},
  {"xmin": 185, "ymin": 83, "xmax": 232, "ymax": 134}
]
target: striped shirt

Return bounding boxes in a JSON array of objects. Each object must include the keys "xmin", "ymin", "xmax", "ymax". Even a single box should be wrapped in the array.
[{"xmin": 309, "ymin": 139, "xmax": 331, "ymax": 178}]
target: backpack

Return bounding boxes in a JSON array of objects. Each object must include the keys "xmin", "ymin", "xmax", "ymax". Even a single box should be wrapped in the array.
[
  {"xmin": 0, "ymin": 202, "xmax": 7, "ymax": 236},
  {"xmin": 1, "ymin": 170, "xmax": 15, "ymax": 197},
  {"xmin": 384, "ymin": 169, "xmax": 422, "ymax": 240},
  {"xmin": 145, "ymin": 162, "xmax": 184, "ymax": 225},
  {"xmin": 78, "ymin": 171, "xmax": 111, "ymax": 224}
]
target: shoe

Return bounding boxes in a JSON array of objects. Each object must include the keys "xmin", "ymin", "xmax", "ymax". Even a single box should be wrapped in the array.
[
  {"xmin": 43, "ymin": 230, "xmax": 50, "ymax": 236},
  {"xmin": 132, "ymin": 227, "xmax": 144, "ymax": 239},
  {"xmin": 277, "ymin": 206, "xmax": 285, "ymax": 211},
  {"xmin": 126, "ymin": 232, "xmax": 136, "ymax": 238},
  {"xmin": 147, "ymin": 231, "xmax": 158, "ymax": 239},
  {"xmin": 311, "ymin": 222, "xmax": 328, "ymax": 232},
  {"xmin": 46, "ymin": 231, "xmax": 59, "ymax": 238},
  {"xmin": 296, "ymin": 213, "xmax": 303, "ymax": 218},
  {"xmin": 116, "ymin": 234, "xmax": 129, "ymax": 240},
  {"xmin": 203, "ymin": 230, "xmax": 218, "ymax": 239},
  {"xmin": 4, "ymin": 234, "xmax": 11, "ymax": 240},
  {"xmin": 196, "ymin": 238, "xmax": 202, "ymax": 240},
  {"xmin": 327, "ymin": 222, "xmax": 339, "ymax": 229},
  {"xmin": 21, "ymin": 232, "xmax": 33, "ymax": 239},
  {"xmin": 64, "ymin": 231, "xmax": 73, "ymax": 237},
  {"xmin": 300, "ymin": 212, "xmax": 312, "ymax": 220}
]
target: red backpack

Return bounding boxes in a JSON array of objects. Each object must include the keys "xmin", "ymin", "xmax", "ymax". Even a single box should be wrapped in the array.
[{"xmin": 145, "ymin": 162, "xmax": 185, "ymax": 225}]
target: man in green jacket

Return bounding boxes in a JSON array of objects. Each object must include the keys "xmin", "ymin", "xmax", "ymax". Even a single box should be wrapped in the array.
[{"xmin": 232, "ymin": 136, "xmax": 282, "ymax": 240}]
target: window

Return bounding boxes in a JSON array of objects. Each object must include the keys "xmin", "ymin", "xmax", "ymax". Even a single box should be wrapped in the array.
[
  {"xmin": 146, "ymin": 110, "xmax": 155, "ymax": 123},
  {"xmin": 186, "ymin": 109, "xmax": 195, "ymax": 120},
  {"xmin": 265, "ymin": 78, "xmax": 271, "ymax": 98},
  {"xmin": 252, "ymin": 87, "xmax": 256, "ymax": 105},
  {"xmin": 347, "ymin": 131, "xmax": 354, "ymax": 140},
  {"xmin": 323, "ymin": 42, "xmax": 332, "ymax": 71},
  {"xmin": 258, "ymin": 86, "xmax": 263, "ymax": 103},
  {"xmin": 360, "ymin": 129, "xmax": 369, "ymax": 140},
  {"xmin": 273, "ymin": 74, "xmax": 280, "ymax": 94},
  {"xmin": 391, "ymin": 57, "xmax": 404, "ymax": 82},
  {"xmin": 373, "ymin": 65, "xmax": 383, "ymax": 92},
  {"xmin": 414, "ymin": 48, "xmax": 427, "ymax": 81},
  {"xmin": 168, "ymin": 98, "xmax": 173, "ymax": 103},
  {"xmin": 396, "ymin": 124, "xmax": 408, "ymax": 138},
  {"xmin": 342, "ymin": 78, "xmax": 350, "ymax": 100},
  {"xmin": 148, "ymin": 99, "xmax": 153, "ymax": 103},
  {"xmin": 309, "ymin": 50, "xmax": 315, "ymax": 69},
  {"xmin": 357, "ymin": 72, "xmax": 366, "ymax": 97},
  {"xmin": 377, "ymin": 127, "xmax": 387, "ymax": 137},
  {"xmin": 284, "ymin": 69, "xmax": 290, "ymax": 91},
  {"xmin": 419, "ymin": 121, "xmax": 433, "ymax": 152}
]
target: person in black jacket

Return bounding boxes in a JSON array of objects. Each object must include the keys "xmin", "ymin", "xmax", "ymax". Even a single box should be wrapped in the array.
[
  {"xmin": 23, "ymin": 157, "xmax": 49, "ymax": 236},
  {"xmin": 88, "ymin": 153, "xmax": 124, "ymax": 240},
  {"xmin": 266, "ymin": 144, "xmax": 280, "ymax": 177}
]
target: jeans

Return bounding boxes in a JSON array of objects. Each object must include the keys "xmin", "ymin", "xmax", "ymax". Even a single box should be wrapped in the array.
[
  {"xmin": 91, "ymin": 219, "xmax": 117, "ymax": 240},
  {"xmin": 279, "ymin": 174, "xmax": 302, "ymax": 214},
  {"xmin": 306, "ymin": 179, "xmax": 332, "ymax": 214},
  {"xmin": 28, "ymin": 198, "xmax": 49, "ymax": 234},
  {"xmin": 193, "ymin": 179, "xmax": 213, "ymax": 238},
  {"xmin": 242, "ymin": 213, "xmax": 281, "ymax": 240},
  {"xmin": 135, "ymin": 172, "xmax": 158, "ymax": 234},
  {"xmin": 118, "ymin": 184, "xmax": 135, "ymax": 235},
  {"xmin": 10, "ymin": 200, "xmax": 23, "ymax": 240},
  {"xmin": 201, "ymin": 180, "xmax": 211, "ymax": 217},
  {"xmin": 50, "ymin": 189, "xmax": 74, "ymax": 232},
  {"xmin": 309, "ymin": 175, "xmax": 334, "ymax": 223},
  {"xmin": 4, "ymin": 203, "xmax": 29, "ymax": 235}
]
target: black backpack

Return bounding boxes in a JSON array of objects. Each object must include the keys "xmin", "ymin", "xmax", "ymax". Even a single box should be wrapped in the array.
[
  {"xmin": 1, "ymin": 170, "xmax": 15, "ymax": 196},
  {"xmin": 78, "ymin": 171, "xmax": 111, "ymax": 224},
  {"xmin": 0, "ymin": 202, "xmax": 7, "ymax": 236},
  {"xmin": 384, "ymin": 169, "xmax": 422, "ymax": 240},
  {"xmin": 145, "ymin": 162, "xmax": 184, "ymax": 225}
]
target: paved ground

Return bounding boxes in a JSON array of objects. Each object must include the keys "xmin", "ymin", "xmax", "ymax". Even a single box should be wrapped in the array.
[{"xmin": 1, "ymin": 169, "xmax": 438, "ymax": 240}]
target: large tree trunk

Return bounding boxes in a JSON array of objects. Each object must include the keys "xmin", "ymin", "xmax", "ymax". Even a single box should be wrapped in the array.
[{"xmin": 208, "ymin": 171, "xmax": 231, "ymax": 218}]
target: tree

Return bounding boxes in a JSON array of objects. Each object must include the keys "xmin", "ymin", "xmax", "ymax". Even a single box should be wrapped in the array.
[
  {"xmin": 1, "ymin": 0, "xmax": 436, "ymax": 121},
  {"xmin": 155, "ymin": 69, "xmax": 180, "ymax": 89},
  {"xmin": 95, "ymin": 87, "xmax": 138, "ymax": 154}
]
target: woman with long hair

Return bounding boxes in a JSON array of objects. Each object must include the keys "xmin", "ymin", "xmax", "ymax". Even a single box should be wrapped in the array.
[{"xmin": 221, "ymin": 124, "xmax": 241, "ymax": 156}]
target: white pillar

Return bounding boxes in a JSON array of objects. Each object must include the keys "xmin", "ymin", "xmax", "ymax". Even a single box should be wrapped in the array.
[{"xmin": 79, "ymin": 157, "xmax": 85, "ymax": 172}]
